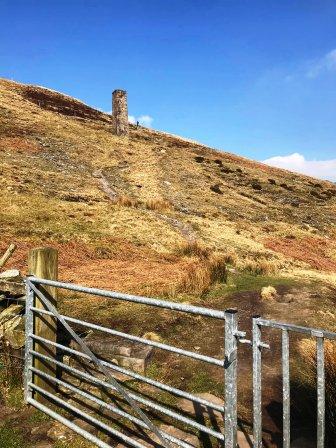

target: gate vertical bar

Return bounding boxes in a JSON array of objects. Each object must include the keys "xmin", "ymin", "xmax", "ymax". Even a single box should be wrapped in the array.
[
  {"xmin": 24, "ymin": 277, "xmax": 35, "ymax": 402},
  {"xmin": 252, "ymin": 316, "xmax": 262, "ymax": 448},
  {"xmin": 224, "ymin": 309, "xmax": 238, "ymax": 448},
  {"xmin": 282, "ymin": 329, "xmax": 290, "ymax": 448},
  {"xmin": 316, "ymin": 336, "xmax": 325, "ymax": 448}
]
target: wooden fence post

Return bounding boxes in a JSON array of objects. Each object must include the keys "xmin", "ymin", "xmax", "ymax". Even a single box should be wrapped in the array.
[{"xmin": 28, "ymin": 247, "xmax": 58, "ymax": 403}]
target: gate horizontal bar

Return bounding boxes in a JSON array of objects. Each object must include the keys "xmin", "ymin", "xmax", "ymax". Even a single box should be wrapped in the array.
[
  {"xmin": 29, "ymin": 277, "xmax": 226, "ymax": 320},
  {"xmin": 29, "ymin": 383, "xmax": 147, "ymax": 448},
  {"xmin": 27, "ymin": 397, "xmax": 112, "ymax": 448},
  {"xmin": 30, "ymin": 358, "xmax": 225, "ymax": 441},
  {"xmin": 28, "ymin": 280, "xmax": 172, "ymax": 448},
  {"xmin": 31, "ymin": 307, "xmax": 224, "ymax": 366},
  {"xmin": 29, "ymin": 366, "xmax": 194, "ymax": 448},
  {"xmin": 256, "ymin": 318, "xmax": 336, "ymax": 340},
  {"xmin": 30, "ymin": 334, "xmax": 224, "ymax": 413}
]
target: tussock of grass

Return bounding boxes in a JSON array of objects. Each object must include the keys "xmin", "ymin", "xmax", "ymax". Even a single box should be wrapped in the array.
[
  {"xmin": 116, "ymin": 195, "xmax": 139, "ymax": 208},
  {"xmin": 178, "ymin": 253, "xmax": 228, "ymax": 296},
  {"xmin": 239, "ymin": 257, "xmax": 279, "ymax": 276},
  {"xmin": 144, "ymin": 198, "xmax": 172, "ymax": 211},
  {"xmin": 260, "ymin": 285, "xmax": 278, "ymax": 301},
  {"xmin": 175, "ymin": 240, "xmax": 211, "ymax": 259}
]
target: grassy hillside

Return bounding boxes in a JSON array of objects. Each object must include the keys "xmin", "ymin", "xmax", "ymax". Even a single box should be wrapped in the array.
[
  {"xmin": 1, "ymin": 78, "xmax": 335, "ymax": 293},
  {"xmin": 1, "ymin": 78, "xmax": 336, "ymax": 446}
]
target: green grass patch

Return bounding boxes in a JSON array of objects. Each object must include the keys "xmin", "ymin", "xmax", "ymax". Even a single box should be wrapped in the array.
[
  {"xmin": 206, "ymin": 272, "xmax": 300, "ymax": 300},
  {"xmin": 0, "ymin": 425, "xmax": 27, "ymax": 448}
]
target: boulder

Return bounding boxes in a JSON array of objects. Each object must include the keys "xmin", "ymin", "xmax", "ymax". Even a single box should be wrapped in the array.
[
  {"xmin": 0, "ymin": 304, "xmax": 23, "ymax": 325},
  {"xmin": 1, "ymin": 315, "xmax": 25, "ymax": 348},
  {"xmin": 72, "ymin": 334, "xmax": 153, "ymax": 374},
  {"xmin": 0, "ymin": 279, "xmax": 25, "ymax": 296}
]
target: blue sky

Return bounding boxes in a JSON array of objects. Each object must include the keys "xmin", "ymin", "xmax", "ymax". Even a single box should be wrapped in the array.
[{"xmin": 1, "ymin": 0, "xmax": 336, "ymax": 180}]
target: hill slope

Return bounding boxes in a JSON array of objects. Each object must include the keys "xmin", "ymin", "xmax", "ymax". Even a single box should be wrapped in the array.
[{"xmin": 0, "ymin": 78, "xmax": 335, "ymax": 292}]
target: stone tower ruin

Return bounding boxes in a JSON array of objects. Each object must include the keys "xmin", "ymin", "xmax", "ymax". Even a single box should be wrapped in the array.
[{"xmin": 112, "ymin": 89, "xmax": 128, "ymax": 136}]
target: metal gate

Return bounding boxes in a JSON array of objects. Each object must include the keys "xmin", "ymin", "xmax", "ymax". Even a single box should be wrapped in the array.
[{"xmin": 24, "ymin": 276, "xmax": 336, "ymax": 447}]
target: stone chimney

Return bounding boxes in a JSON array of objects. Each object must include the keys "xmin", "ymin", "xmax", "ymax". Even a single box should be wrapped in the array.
[{"xmin": 112, "ymin": 89, "xmax": 128, "ymax": 136}]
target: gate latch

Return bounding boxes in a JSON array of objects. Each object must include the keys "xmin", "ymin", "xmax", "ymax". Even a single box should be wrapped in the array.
[
  {"xmin": 235, "ymin": 330, "xmax": 252, "ymax": 345},
  {"xmin": 235, "ymin": 331, "xmax": 270, "ymax": 349}
]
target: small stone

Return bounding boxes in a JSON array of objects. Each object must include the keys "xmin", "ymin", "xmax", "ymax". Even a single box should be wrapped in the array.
[
  {"xmin": 47, "ymin": 422, "xmax": 73, "ymax": 442},
  {"xmin": 210, "ymin": 184, "xmax": 223, "ymax": 194},
  {"xmin": 0, "ymin": 269, "xmax": 21, "ymax": 279}
]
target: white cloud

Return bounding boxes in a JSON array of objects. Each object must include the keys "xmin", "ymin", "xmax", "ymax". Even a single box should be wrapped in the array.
[
  {"xmin": 263, "ymin": 153, "xmax": 336, "ymax": 182},
  {"xmin": 128, "ymin": 114, "xmax": 153, "ymax": 127},
  {"xmin": 306, "ymin": 48, "xmax": 336, "ymax": 78}
]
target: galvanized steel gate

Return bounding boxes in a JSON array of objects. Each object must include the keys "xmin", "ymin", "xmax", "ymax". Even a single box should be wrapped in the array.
[{"xmin": 24, "ymin": 276, "xmax": 336, "ymax": 447}]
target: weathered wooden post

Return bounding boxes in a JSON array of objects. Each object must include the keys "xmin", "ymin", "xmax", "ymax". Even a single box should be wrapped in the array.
[{"xmin": 27, "ymin": 247, "xmax": 58, "ymax": 403}]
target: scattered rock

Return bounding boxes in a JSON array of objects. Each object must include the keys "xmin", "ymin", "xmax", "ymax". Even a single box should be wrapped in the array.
[
  {"xmin": 1, "ymin": 315, "xmax": 25, "ymax": 348},
  {"xmin": 214, "ymin": 159, "xmax": 223, "ymax": 166},
  {"xmin": 0, "ymin": 304, "xmax": 23, "ymax": 325},
  {"xmin": 0, "ymin": 276, "xmax": 25, "ymax": 296},
  {"xmin": 0, "ymin": 269, "xmax": 21, "ymax": 279},
  {"xmin": 194, "ymin": 156, "xmax": 205, "ymax": 163},
  {"xmin": 251, "ymin": 182, "xmax": 262, "ymax": 191},
  {"xmin": 268, "ymin": 178, "xmax": 276, "ymax": 185},
  {"xmin": 72, "ymin": 334, "xmax": 153, "ymax": 374},
  {"xmin": 210, "ymin": 184, "xmax": 223, "ymax": 194},
  {"xmin": 221, "ymin": 166, "xmax": 233, "ymax": 173},
  {"xmin": 31, "ymin": 422, "xmax": 53, "ymax": 437},
  {"xmin": 47, "ymin": 422, "xmax": 74, "ymax": 442}
]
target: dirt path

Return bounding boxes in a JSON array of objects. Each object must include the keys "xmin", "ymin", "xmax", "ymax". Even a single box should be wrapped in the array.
[{"xmin": 94, "ymin": 169, "xmax": 197, "ymax": 243}]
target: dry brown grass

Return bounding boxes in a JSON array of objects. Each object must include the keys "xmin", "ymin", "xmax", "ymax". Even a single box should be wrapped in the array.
[
  {"xmin": 144, "ymin": 198, "xmax": 172, "ymax": 211},
  {"xmin": 175, "ymin": 240, "xmax": 211, "ymax": 259},
  {"xmin": 116, "ymin": 195, "xmax": 139, "ymax": 208},
  {"xmin": 221, "ymin": 249, "xmax": 238, "ymax": 265},
  {"xmin": 297, "ymin": 338, "xmax": 336, "ymax": 442},
  {"xmin": 177, "ymin": 253, "xmax": 227, "ymax": 296},
  {"xmin": 0, "ymin": 77, "xmax": 335, "ymax": 291},
  {"xmin": 239, "ymin": 257, "xmax": 279, "ymax": 276}
]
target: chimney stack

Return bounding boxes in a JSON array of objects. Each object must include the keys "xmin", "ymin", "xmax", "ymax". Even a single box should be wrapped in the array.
[{"xmin": 112, "ymin": 89, "xmax": 128, "ymax": 136}]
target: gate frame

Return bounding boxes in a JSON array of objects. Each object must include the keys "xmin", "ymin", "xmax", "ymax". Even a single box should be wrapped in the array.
[{"xmin": 24, "ymin": 276, "xmax": 240, "ymax": 448}]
